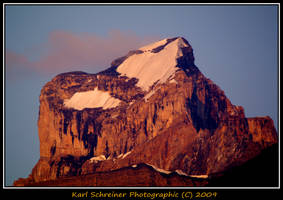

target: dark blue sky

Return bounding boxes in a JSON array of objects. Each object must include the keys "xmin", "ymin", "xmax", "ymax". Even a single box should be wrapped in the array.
[{"xmin": 5, "ymin": 4, "xmax": 278, "ymax": 186}]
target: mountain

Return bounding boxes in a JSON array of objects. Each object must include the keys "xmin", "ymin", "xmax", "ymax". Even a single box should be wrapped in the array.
[{"xmin": 13, "ymin": 37, "xmax": 278, "ymax": 186}]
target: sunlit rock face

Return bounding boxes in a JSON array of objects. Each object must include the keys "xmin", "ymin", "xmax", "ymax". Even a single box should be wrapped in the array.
[{"xmin": 14, "ymin": 37, "xmax": 278, "ymax": 186}]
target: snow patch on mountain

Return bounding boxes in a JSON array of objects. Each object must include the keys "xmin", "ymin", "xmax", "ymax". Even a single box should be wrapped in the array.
[
  {"xmin": 117, "ymin": 37, "xmax": 189, "ymax": 91},
  {"xmin": 89, "ymin": 155, "xmax": 106, "ymax": 163},
  {"xmin": 117, "ymin": 151, "xmax": 132, "ymax": 159},
  {"xmin": 175, "ymin": 169, "xmax": 189, "ymax": 176},
  {"xmin": 122, "ymin": 151, "xmax": 132, "ymax": 159},
  {"xmin": 189, "ymin": 174, "xmax": 208, "ymax": 179},
  {"xmin": 117, "ymin": 153, "xmax": 123, "ymax": 159},
  {"xmin": 146, "ymin": 163, "xmax": 172, "ymax": 174},
  {"xmin": 64, "ymin": 87, "xmax": 121, "ymax": 110}
]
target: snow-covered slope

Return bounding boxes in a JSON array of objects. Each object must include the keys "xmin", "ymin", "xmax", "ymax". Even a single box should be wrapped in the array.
[
  {"xmin": 64, "ymin": 87, "xmax": 121, "ymax": 110},
  {"xmin": 117, "ymin": 37, "xmax": 189, "ymax": 91},
  {"xmin": 63, "ymin": 37, "xmax": 188, "ymax": 110},
  {"xmin": 138, "ymin": 38, "xmax": 168, "ymax": 51}
]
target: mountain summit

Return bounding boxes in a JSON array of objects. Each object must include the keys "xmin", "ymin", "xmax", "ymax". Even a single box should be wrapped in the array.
[
  {"xmin": 14, "ymin": 37, "xmax": 278, "ymax": 186},
  {"xmin": 117, "ymin": 37, "xmax": 192, "ymax": 91}
]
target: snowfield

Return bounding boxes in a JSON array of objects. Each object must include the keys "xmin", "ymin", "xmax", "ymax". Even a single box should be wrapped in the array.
[
  {"xmin": 64, "ymin": 87, "xmax": 121, "ymax": 110},
  {"xmin": 117, "ymin": 37, "xmax": 189, "ymax": 91}
]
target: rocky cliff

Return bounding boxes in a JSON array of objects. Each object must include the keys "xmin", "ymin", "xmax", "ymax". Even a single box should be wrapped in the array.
[{"xmin": 14, "ymin": 37, "xmax": 278, "ymax": 186}]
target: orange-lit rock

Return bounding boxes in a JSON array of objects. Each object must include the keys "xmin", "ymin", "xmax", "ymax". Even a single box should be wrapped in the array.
[{"xmin": 14, "ymin": 37, "xmax": 278, "ymax": 186}]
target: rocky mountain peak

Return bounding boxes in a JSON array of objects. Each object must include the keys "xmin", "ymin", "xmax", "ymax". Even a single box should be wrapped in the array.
[
  {"xmin": 116, "ymin": 37, "xmax": 194, "ymax": 91},
  {"xmin": 138, "ymin": 37, "xmax": 189, "ymax": 52},
  {"xmin": 14, "ymin": 37, "xmax": 278, "ymax": 187}
]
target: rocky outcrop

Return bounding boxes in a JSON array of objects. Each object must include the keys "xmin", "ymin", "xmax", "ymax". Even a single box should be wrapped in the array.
[{"xmin": 14, "ymin": 37, "xmax": 278, "ymax": 186}]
